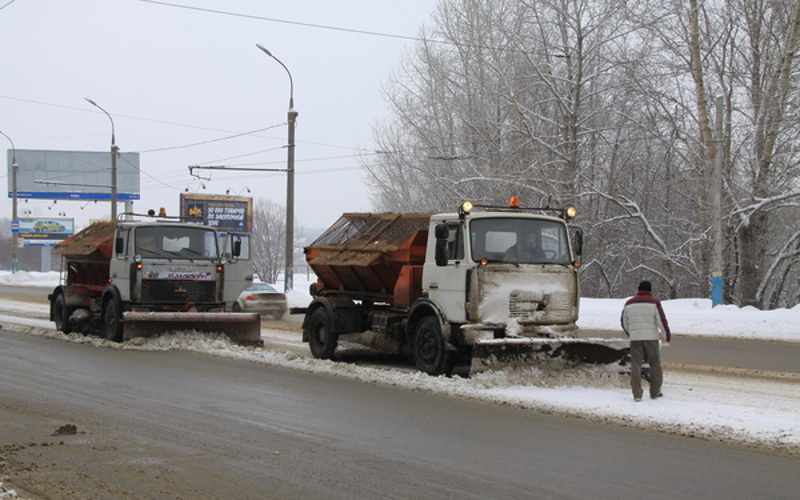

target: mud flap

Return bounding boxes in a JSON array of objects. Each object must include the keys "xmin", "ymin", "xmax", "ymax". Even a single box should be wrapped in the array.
[
  {"xmin": 470, "ymin": 337, "xmax": 630, "ymax": 373},
  {"xmin": 122, "ymin": 312, "xmax": 263, "ymax": 346}
]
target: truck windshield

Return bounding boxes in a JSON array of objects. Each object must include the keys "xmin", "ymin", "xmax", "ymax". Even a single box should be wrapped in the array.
[
  {"xmin": 469, "ymin": 218, "xmax": 572, "ymax": 265},
  {"xmin": 135, "ymin": 226, "xmax": 219, "ymax": 260}
]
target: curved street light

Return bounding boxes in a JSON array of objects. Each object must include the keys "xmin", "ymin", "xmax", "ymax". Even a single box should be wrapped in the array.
[
  {"xmin": 84, "ymin": 97, "xmax": 119, "ymax": 221},
  {"xmin": 0, "ymin": 129, "xmax": 19, "ymax": 273},
  {"xmin": 256, "ymin": 44, "xmax": 295, "ymax": 110},
  {"xmin": 256, "ymin": 44, "xmax": 298, "ymax": 292}
]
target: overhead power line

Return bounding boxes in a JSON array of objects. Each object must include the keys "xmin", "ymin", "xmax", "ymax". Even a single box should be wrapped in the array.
[
  {"xmin": 138, "ymin": 1, "xmax": 522, "ymax": 54},
  {"xmin": 0, "ymin": 94, "xmax": 383, "ymax": 155},
  {"xmin": 139, "ymin": 0, "xmax": 430, "ymax": 43},
  {"xmin": 137, "ymin": 124, "xmax": 286, "ymax": 153},
  {"xmin": 0, "ymin": 94, "xmax": 259, "ymax": 136}
]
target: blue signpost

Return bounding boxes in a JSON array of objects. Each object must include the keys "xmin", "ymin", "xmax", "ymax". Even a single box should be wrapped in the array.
[{"xmin": 711, "ymin": 274, "xmax": 724, "ymax": 307}]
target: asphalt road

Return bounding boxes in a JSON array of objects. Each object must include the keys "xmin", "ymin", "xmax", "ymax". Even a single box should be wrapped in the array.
[
  {"xmin": 659, "ymin": 335, "xmax": 800, "ymax": 373},
  {"xmin": 1, "ymin": 328, "xmax": 798, "ymax": 500},
  {"xmin": 582, "ymin": 328, "xmax": 800, "ymax": 374},
  {"xmin": 0, "ymin": 284, "xmax": 50, "ymax": 302}
]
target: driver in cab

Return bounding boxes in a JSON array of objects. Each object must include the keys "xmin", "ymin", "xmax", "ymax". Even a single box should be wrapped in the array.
[
  {"xmin": 505, "ymin": 231, "xmax": 545, "ymax": 263},
  {"xmin": 136, "ymin": 232, "xmax": 161, "ymax": 257}
]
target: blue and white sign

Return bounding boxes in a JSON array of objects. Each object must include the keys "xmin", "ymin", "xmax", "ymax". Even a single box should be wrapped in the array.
[{"xmin": 18, "ymin": 217, "xmax": 75, "ymax": 245}]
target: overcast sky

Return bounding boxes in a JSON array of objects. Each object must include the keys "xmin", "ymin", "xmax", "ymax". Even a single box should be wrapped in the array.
[{"xmin": 1, "ymin": 0, "xmax": 437, "ymax": 230}]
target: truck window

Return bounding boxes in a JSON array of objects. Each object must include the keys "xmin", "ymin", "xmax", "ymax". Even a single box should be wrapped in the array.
[
  {"xmin": 116, "ymin": 228, "xmax": 130, "ymax": 258},
  {"xmin": 443, "ymin": 223, "xmax": 464, "ymax": 261},
  {"xmin": 135, "ymin": 226, "xmax": 219, "ymax": 260},
  {"xmin": 469, "ymin": 218, "xmax": 571, "ymax": 264}
]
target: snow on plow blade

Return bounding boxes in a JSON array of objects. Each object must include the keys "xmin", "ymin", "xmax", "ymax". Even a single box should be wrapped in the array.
[
  {"xmin": 122, "ymin": 312, "xmax": 263, "ymax": 346},
  {"xmin": 471, "ymin": 337, "xmax": 630, "ymax": 373}
]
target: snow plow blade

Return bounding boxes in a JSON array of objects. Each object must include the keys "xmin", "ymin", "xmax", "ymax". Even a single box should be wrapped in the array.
[
  {"xmin": 471, "ymin": 338, "xmax": 630, "ymax": 373},
  {"xmin": 122, "ymin": 312, "xmax": 263, "ymax": 346}
]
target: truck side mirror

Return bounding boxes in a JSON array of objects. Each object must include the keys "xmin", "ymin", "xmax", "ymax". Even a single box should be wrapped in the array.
[
  {"xmin": 434, "ymin": 223, "xmax": 449, "ymax": 267},
  {"xmin": 115, "ymin": 236, "xmax": 124, "ymax": 255},
  {"xmin": 573, "ymin": 227, "xmax": 583, "ymax": 258},
  {"xmin": 232, "ymin": 237, "xmax": 242, "ymax": 258}
]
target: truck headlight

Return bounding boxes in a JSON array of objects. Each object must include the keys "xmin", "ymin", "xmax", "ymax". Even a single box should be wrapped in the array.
[{"xmin": 565, "ymin": 206, "xmax": 578, "ymax": 219}]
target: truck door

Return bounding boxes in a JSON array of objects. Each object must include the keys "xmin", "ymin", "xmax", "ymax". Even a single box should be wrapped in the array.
[
  {"xmin": 423, "ymin": 221, "xmax": 469, "ymax": 323},
  {"xmin": 110, "ymin": 227, "xmax": 133, "ymax": 301},
  {"xmin": 221, "ymin": 232, "xmax": 255, "ymax": 310}
]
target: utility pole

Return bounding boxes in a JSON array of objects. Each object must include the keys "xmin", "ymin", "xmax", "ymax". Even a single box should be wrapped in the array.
[
  {"xmin": 85, "ymin": 98, "xmax": 118, "ymax": 221},
  {"xmin": 711, "ymin": 96, "xmax": 724, "ymax": 306},
  {"xmin": 257, "ymin": 44, "xmax": 297, "ymax": 292},
  {"xmin": 1, "ymin": 129, "xmax": 19, "ymax": 273}
]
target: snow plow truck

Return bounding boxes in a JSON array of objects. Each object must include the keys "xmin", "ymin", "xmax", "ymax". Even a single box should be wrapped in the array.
[
  {"xmin": 48, "ymin": 212, "xmax": 262, "ymax": 345},
  {"xmin": 301, "ymin": 199, "xmax": 628, "ymax": 375}
]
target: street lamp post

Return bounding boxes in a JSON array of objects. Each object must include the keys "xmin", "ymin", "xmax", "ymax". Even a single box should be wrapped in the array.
[
  {"xmin": 0, "ymin": 129, "xmax": 19, "ymax": 273},
  {"xmin": 256, "ymin": 44, "xmax": 297, "ymax": 292},
  {"xmin": 85, "ymin": 98, "xmax": 118, "ymax": 221}
]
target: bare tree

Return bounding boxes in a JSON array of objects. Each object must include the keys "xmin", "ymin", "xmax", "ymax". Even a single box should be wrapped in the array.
[
  {"xmin": 363, "ymin": 0, "xmax": 800, "ymax": 307},
  {"xmin": 639, "ymin": 0, "xmax": 800, "ymax": 307},
  {"xmin": 731, "ymin": 0, "xmax": 800, "ymax": 307},
  {"xmin": 251, "ymin": 199, "xmax": 285, "ymax": 284}
]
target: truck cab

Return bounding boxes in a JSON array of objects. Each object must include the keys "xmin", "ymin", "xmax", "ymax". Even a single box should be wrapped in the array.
[
  {"xmin": 424, "ymin": 203, "xmax": 581, "ymax": 344},
  {"xmin": 50, "ymin": 216, "xmax": 261, "ymax": 345},
  {"xmin": 110, "ymin": 222, "xmax": 226, "ymax": 309}
]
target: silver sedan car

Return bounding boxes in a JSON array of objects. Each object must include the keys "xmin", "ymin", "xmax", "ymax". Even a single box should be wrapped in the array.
[{"xmin": 232, "ymin": 282, "xmax": 288, "ymax": 319}]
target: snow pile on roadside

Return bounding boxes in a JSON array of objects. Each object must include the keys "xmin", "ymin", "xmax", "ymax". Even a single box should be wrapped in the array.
[
  {"xmin": 0, "ymin": 271, "xmax": 58, "ymax": 288},
  {"xmin": 580, "ymin": 297, "xmax": 800, "ymax": 342},
  {"xmin": 0, "ymin": 481, "xmax": 18, "ymax": 499}
]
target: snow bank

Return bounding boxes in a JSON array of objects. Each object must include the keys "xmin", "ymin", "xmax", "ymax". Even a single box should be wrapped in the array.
[
  {"xmin": 0, "ymin": 270, "xmax": 60, "ymax": 288},
  {"xmin": 579, "ymin": 297, "xmax": 799, "ymax": 342}
]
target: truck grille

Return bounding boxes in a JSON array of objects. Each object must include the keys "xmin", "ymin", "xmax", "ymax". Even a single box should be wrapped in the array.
[
  {"xmin": 509, "ymin": 291, "xmax": 574, "ymax": 322},
  {"xmin": 508, "ymin": 290, "xmax": 545, "ymax": 318},
  {"xmin": 141, "ymin": 279, "xmax": 217, "ymax": 304}
]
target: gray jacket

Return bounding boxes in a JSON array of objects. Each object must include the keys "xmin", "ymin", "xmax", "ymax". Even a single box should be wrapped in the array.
[{"xmin": 620, "ymin": 291, "xmax": 671, "ymax": 342}]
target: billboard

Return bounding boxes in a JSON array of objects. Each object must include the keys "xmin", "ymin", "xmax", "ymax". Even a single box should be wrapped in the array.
[
  {"xmin": 16, "ymin": 217, "xmax": 75, "ymax": 246},
  {"xmin": 7, "ymin": 149, "xmax": 140, "ymax": 200},
  {"xmin": 180, "ymin": 194, "xmax": 253, "ymax": 233}
]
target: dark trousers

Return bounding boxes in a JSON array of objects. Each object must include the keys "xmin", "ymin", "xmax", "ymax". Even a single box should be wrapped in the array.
[{"xmin": 630, "ymin": 340, "xmax": 662, "ymax": 399}]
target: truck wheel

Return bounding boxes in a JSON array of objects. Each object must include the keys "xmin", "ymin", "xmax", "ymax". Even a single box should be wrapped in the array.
[
  {"xmin": 307, "ymin": 307, "xmax": 337, "ymax": 359},
  {"xmin": 412, "ymin": 316, "xmax": 452, "ymax": 376},
  {"xmin": 53, "ymin": 293, "xmax": 72, "ymax": 334},
  {"xmin": 103, "ymin": 297, "xmax": 124, "ymax": 342}
]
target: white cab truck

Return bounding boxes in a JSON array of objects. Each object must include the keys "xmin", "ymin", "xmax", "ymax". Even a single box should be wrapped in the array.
[
  {"xmin": 301, "ymin": 199, "xmax": 627, "ymax": 375},
  {"xmin": 48, "ymin": 212, "xmax": 261, "ymax": 345}
]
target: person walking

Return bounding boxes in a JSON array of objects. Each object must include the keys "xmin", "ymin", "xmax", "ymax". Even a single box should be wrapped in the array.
[{"xmin": 620, "ymin": 280, "xmax": 671, "ymax": 401}]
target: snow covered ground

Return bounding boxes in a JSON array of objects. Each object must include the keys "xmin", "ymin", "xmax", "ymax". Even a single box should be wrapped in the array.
[{"xmin": 1, "ymin": 270, "xmax": 798, "ymax": 457}]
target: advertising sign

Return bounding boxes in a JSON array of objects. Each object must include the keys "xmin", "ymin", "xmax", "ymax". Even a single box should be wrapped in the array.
[
  {"xmin": 180, "ymin": 194, "xmax": 252, "ymax": 233},
  {"xmin": 8, "ymin": 149, "xmax": 140, "ymax": 200},
  {"xmin": 17, "ymin": 217, "xmax": 75, "ymax": 246}
]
